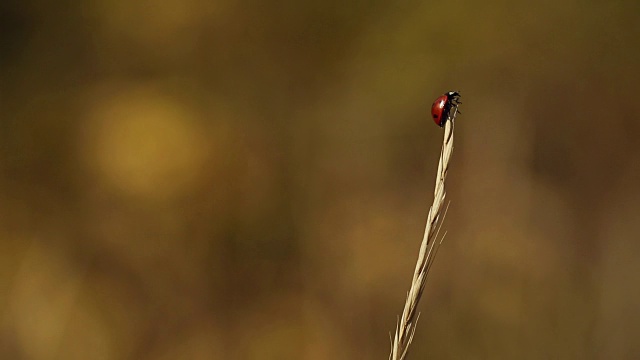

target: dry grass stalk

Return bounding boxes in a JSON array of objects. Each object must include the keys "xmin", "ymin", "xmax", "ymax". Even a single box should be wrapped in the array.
[{"xmin": 389, "ymin": 107, "xmax": 458, "ymax": 360}]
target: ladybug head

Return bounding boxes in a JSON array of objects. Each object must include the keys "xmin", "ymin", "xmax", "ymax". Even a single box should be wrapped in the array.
[{"xmin": 446, "ymin": 91, "xmax": 461, "ymax": 106}]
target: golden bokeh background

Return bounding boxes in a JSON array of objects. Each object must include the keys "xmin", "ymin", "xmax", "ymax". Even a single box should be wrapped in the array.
[{"xmin": 1, "ymin": 1, "xmax": 639, "ymax": 359}]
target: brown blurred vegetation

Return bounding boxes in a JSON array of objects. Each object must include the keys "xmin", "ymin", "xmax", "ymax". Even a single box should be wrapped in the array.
[{"xmin": 1, "ymin": 0, "xmax": 640, "ymax": 359}]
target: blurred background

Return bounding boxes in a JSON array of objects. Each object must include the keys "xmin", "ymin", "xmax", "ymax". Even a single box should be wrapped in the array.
[{"xmin": 1, "ymin": 0, "xmax": 639, "ymax": 359}]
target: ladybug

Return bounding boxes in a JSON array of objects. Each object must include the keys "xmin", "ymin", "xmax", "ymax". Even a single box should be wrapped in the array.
[{"xmin": 431, "ymin": 91, "xmax": 461, "ymax": 127}]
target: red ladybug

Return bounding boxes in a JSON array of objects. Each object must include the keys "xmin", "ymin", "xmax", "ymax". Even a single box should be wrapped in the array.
[{"xmin": 431, "ymin": 91, "xmax": 461, "ymax": 127}]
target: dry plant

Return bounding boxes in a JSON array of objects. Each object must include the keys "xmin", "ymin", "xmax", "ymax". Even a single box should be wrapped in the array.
[{"xmin": 389, "ymin": 105, "xmax": 459, "ymax": 360}]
